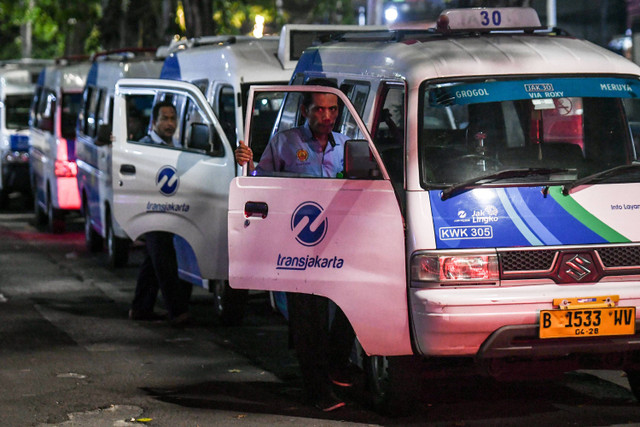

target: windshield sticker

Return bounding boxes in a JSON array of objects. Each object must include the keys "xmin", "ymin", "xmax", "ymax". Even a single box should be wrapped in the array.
[
  {"xmin": 428, "ymin": 186, "xmax": 634, "ymax": 249},
  {"xmin": 430, "ymin": 78, "xmax": 640, "ymax": 106}
]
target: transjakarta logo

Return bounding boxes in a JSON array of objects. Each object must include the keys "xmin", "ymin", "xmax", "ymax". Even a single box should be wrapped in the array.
[
  {"xmin": 156, "ymin": 166, "xmax": 179, "ymax": 196},
  {"xmin": 291, "ymin": 201, "xmax": 327, "ymax": 247},
  {"xmin": 276, "ymin": 201, "xmax": 344, "ymax": 271}
]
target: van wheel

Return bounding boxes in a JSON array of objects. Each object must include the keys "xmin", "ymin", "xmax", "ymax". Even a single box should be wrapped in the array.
[
  {"xmin": 84, "ymin": 203, "xmax": 103, "ymax": 252},
  {"xmin": 46, "ymin": 193, "xmax": 65, "ymax": 234},
  {"xmin": 34, "ymin": 193, "xmax": 47, "ymax": 226},
  {"xmin": 0, "ymin": 189, "xmax": 8, "ymax": 209},
  {"xmin": 364, "ymin": 355, "xmax": 420, "ymax": 416},
  {"xmin": 626, "ymin": 369, "xmax": 640, "ymax": 401},
  {"xmin": 106, "ymin": 213, "xmax": 129, "ymax": 268},
  {"xmin": 212, "ymin": 280, "xmax": 248, "ymax": 326}
]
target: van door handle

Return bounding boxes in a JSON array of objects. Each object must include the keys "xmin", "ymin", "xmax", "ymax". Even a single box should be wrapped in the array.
[
  {"xmin": 120, "ymin": 164, "xmax": 136, "ymax": 175},
  {"xmin": 244, "ymin": 201, "xmax": 268, "ymax": 218}
]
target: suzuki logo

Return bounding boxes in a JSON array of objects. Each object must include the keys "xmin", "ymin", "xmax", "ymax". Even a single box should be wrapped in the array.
[
  {"xmin": 564, "ymin": 254, "xmax": 592, "ymax": 281},
  {"xmin": 291, "ymin": 201, "xmax": 327, "ymax": 247},
  {"xmin": 156, "ymin": 166, "xmax": 179, "ymax": 196}
]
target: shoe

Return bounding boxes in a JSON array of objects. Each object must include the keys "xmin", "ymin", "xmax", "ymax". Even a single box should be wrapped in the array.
[
  {"xmin": 169, "ymin": 312, "xmax": 191, "ymax": 328},
  {"xmin": 329, "ymin": 366, "xmax": 356, "ymax": 388},
  {"xmin": 314, "ymin": 392, "xmax": 346, "ymax": 412},
  {"xmin": 129, "ymin": 309, "xmax": 166, "ymax": 321}
]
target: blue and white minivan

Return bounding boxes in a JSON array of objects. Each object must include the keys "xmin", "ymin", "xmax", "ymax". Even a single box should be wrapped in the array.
[
  {"xmin": 76, "ymin": 48, "xmax": 164, "ymax": 267},
  {"xmin": 0, "ymin": 59, "xmax": 52, "ymax": 208},
  {"xmin": 224, "ymin": 7, "xmax": 640, "ymax": 414},
  {"xmin": 109, "ymin": 7, "xmax": 640, "ymax": 413},
  {"xmin": 30, "ymin": 58, "xmax": 91, "ymax": 233}
]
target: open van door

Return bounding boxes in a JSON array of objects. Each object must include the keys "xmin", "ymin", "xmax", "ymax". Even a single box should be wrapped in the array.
[
  {"xmin": 112, "ymin": 78, "xmax": 235, "ymax": 280},
  {"xmin": 228, "ymin": 85, "xmax": 411, "ymax": 356}
]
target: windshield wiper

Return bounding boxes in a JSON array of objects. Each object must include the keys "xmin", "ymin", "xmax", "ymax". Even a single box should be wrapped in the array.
[
  {"xmin": 562, "ymin": 162, "xmax": 640, "ymax": 195},
  {"xmin": 440, "ymin": 168, "xmax": 573, "ymax": 201}
]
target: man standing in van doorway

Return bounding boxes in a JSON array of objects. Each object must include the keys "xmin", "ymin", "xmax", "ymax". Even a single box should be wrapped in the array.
[
  {"xmin": 129, "ymin": 101, "xmax": 191, "ymax": 327},
  {"xmin": 235, "ymin": 79, "xmax": 356, "ymax": 412}
]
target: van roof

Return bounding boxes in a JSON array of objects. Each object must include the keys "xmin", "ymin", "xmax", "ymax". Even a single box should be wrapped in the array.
[
  {"xmin": 160, "ymin": 37, "xmax": 288, "ymax": 84},
  {"xmin": 38, "ymin": 61, "xmax": 91, "ymax": 92},
  {"xmin": 86, "ymin": 49, "xmax": 164, "ymax": 88},
  {"xmin": 296, "ymin": 30, "xmax": 640, "ymax": 86},
  {"xmin": 161, "ymin": 25, "xmax": 388, "ymax": 85}
]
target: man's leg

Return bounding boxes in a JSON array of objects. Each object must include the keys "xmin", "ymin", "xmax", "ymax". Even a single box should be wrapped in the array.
[
  {"xmin": 130, "ymin": 241, "xmax": 160, "ymax": 318},
  {"xmin": 144, "ymin": 231, "xmax": 188, "ymax": 319},
  {"xmin": 288, "ymin": 293, "xmax": 344, "ymax": 411}
]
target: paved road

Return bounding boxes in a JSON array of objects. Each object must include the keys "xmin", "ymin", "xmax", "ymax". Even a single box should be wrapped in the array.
[{"xmin": 1, "ymin": 196, "xmax": 640, "ymax": 426}]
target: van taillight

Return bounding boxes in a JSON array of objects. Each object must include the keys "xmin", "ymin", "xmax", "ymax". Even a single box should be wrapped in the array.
[{"xmin": 54, "ymin": 159, "xmax": 77, "ymax": 177}]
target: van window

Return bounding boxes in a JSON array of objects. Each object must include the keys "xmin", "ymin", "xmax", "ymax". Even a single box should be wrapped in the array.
[
  {"xmin": 36, "ymin": 89, "xmax": 56, "ymax": 132},
  {"xmin": 372, "ymin": 83, "xmax": 405, "ymax": 186},
  {"xmin": 182, "ymin": 97, "xmax": 221, "ymax": 155},
  {"xmin": 339, "ymin": 81, "xmax": 370, "ymax": 137},
  {"xmin": 61, "ymin": 92, "xmax": 83, "ymax": 139},
  {"xmin": 84, "ymin": 87, "xmax": 102, "ymax": 138},
  {"xmin": 248, "ymin": 88, "xmax": 363, "ymax": 179},
  {"xmin": 419, "ymin": 77, "xmax": 640, "ymax": 186},
  {"xmin": 5, "ymin": 94, "xmax": 32, "ymax": 130},
  {"xmin": 97, "ymin": 93, "xmax": 109, "ymax": 128},
  {"xmin": 217, "ymin": 85, "xmax": 236, "ymax": 145},
  {"xmin": 125, "ymin": 94, "xmax": 154, "ymax": 142}
]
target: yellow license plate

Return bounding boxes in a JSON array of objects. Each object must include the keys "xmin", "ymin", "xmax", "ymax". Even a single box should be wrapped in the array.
[{"xmin": 540, "ymin": 306, "xmax": 636, "ymax": 339}]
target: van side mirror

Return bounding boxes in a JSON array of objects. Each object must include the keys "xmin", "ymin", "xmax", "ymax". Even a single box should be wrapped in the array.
[
  {"xmin": 189, "ymin": 122, "xmax": 212, "ymax": 152},
  {"xmin": 96, "ymin": 123, "xmax": 112, "ymax": 146},
  {"xmin": 344, "ymin": 139, "xmax": 380, "ymax": 179},
  {"xmin": 189, "ymin": 122, "xmax": 224, "ymax": 155}
]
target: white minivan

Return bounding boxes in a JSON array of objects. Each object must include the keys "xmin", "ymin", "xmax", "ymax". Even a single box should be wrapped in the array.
[
  {"xmin": 108, "ymin": 7, "xmax": 640, "ymax": 415},
  {"xmin": 226, "ymin": 7, "xmax": 640, "ymax": 414},
  {"xmin": 30, "ymin": 59, "xmax": 90, "ymax": 233},
  {"xmin": 0, "ymin": 59, "xmax": 52, "ymax": 207},
  {"xmin": 76, "ymin": 48, "xmax": 164, "ymax": 267}
]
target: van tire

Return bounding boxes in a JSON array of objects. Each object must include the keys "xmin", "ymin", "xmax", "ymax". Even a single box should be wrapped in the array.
[
  {"xmin": 46, "ymin": 193, "xmax": 65, "ymax": 234},
  {"xmin": 84, "ymin": 201, "xmax": 103, "ymax": 252},
  {"xmin": 212, "ymin": 280, "xmax": 248, "ymax": 326},
  {"xmin": 0, "ymin": 189, "xmax": 8, "ymax": 209},
  {"xmin": 106, "ymin": 212, "xmax": 129, "ymax": 268},
  {"xmin": 34, "ymin": 194, "xmax": 47, "ymax": 226},
  {"xmin": 364, "ymin": 355, "xmax": 421, "ymax": 416},
  {"xmin": 626, "ymin": 369, "xmax": 640, "ymax": 401}
]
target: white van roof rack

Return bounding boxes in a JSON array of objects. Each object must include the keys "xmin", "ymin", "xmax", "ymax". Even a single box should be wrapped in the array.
[
  {"xmin": 165, "ymin": 35, "xmax": 266, "ymax": 54},
  {"xmin": 277, "ymin": 24, "xmax": 387, "ymax": 69},
  {"xmin": 91, "ymin": 48, "xmax": 159, "ymax": 62}
]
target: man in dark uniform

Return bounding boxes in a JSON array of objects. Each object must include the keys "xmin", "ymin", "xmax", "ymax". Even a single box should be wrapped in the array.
[
  {"xmin": 235, "ymin": 80, "xmax": 355, "ymax": 412},
  {"xmin": 129, "ymin": 100, "xmax": 191, "ymax": 326}
]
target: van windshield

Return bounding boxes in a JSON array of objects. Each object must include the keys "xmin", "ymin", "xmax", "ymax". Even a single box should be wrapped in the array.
[
  {"xmin": 419, "ymin": 77, "xmax": 640, "ymax": 187},
  {"xmin": 5, "ymin": 95, "xmax": 32, "ymax": 130}
]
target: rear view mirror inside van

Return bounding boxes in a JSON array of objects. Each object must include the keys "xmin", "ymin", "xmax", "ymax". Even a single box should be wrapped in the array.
[{"xmin": 344, "ymin": 139, "xmax": 380, "ymax": 179}]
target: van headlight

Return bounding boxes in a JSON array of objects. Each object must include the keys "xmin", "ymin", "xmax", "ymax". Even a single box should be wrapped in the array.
[{"xmin": 410, "ymin": 250, "xmax": 499, "ymax": 287}]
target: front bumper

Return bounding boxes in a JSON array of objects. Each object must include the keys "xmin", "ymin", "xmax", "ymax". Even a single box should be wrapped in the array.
[{"xmin": 410, "ymin": 280, "xmax": 640, "ymax": 358}]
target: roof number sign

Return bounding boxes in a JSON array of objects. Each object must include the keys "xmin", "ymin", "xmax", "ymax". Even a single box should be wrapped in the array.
[{"xmin": 437, "ymin": 7, "xmax": 543, "ymax": 32}]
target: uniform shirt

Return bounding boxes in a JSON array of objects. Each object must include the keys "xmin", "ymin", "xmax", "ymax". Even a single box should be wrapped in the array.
[
  {"xmin": 138, "ymin": 130, "xmax": 177, "ymax": 147},
  {"xmin": 255, "ymin": 122, "xmax": 346, "ymax": 178}
]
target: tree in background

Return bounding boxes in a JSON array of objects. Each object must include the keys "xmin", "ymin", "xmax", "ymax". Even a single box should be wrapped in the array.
[{"xmin": 0, "ymin": 0, "xmax": 101, "ymax": 59}]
